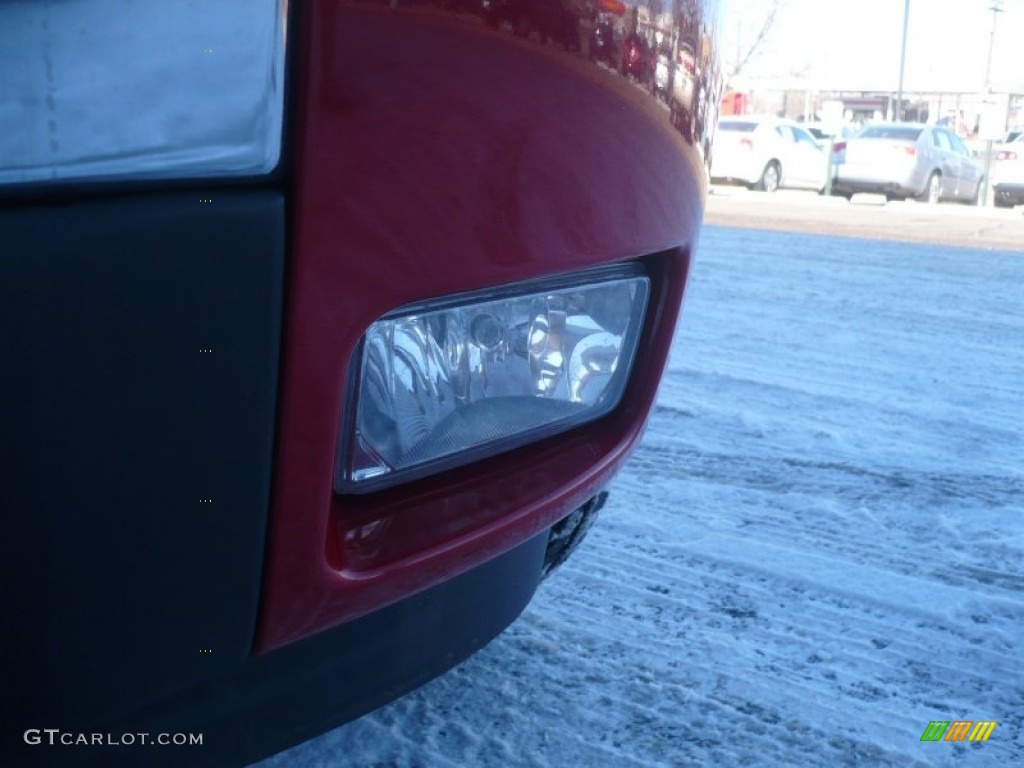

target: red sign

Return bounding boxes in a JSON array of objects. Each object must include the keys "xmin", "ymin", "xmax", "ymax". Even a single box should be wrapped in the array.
[{"xmin": 599, "ymin": 0, "xmax": 627, "ymax": 15}]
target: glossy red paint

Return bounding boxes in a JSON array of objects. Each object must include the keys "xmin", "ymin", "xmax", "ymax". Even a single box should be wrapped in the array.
[{"xmin": 256, "ymin": 2, "xmax": 717, "ymax": 652}]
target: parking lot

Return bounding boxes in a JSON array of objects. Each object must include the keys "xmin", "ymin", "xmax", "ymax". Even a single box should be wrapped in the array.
[{"xmin": 705, "ymin": 186, "xmax": 1024, "ymax": 252}]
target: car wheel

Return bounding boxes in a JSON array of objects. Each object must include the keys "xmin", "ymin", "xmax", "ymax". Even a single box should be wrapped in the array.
[
  {"xmin": 917, "ymin": 172, "xmax": 941, "ymax": 204},
  {"xmin": 885, "ymin": 193, "xmax": 906, "ymax": 203},
  {"xmin": 993, "ymin": 198, "xmax": 1013, "ymax": 209},
  {"xmin": 756, "ymin": 161, "xmax": 781, "ymax": 193}
]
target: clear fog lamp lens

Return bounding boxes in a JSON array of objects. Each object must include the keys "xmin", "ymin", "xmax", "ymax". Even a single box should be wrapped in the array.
[{"xmin": 337, "ymin": 275, "xmax": 649, "ymax": 491}]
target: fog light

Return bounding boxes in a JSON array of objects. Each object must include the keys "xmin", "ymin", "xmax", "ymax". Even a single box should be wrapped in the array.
[{"xmin": 337, "ymin": 268, "xmax": 649, "ymax": 492}]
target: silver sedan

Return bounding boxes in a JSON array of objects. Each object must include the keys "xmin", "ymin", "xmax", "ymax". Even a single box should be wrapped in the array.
[{"xmin": 831, "ymin": 123, "xmax": 985, "ymax": 204}]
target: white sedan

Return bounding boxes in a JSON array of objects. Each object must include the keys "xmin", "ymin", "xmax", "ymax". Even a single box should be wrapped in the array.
[
  {"xmin": 993, "ymin": 134, "xmax": 1024, "ymax": 209},
  {"xmin": 710, "ymin": 116, "xmax": 830, "ymax": 193}
]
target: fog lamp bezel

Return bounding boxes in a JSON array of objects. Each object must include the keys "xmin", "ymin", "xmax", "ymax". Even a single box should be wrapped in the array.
[{"xmin": 335, "ymin": 262, "xmax": 650, "ymax": 495}]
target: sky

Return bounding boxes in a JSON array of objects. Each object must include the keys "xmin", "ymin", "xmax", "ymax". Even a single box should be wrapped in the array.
[{"xmin": 724, "ymin": 0, "xmax": 1024, "ymax": 92}]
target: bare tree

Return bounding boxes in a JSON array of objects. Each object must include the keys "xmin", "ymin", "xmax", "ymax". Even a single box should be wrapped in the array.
[{"xmin": 727, "ymin": 0, "xmax": 788, "ymax": 83}]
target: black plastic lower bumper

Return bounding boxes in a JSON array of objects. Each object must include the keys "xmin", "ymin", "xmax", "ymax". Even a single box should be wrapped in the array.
[
  {"xmin": 994, "ymin": 183, "xmax": 1024, "ymax": 207},
  {"xmin": 11, "ymin": 530, "xmax": 549, "ymax": 768}
]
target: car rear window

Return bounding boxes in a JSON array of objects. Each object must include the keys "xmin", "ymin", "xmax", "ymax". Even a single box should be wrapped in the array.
[
  {"xmin": 719, "ymin": 122, "xmax": 758, "ymax": 132},
  {"xmin": 857, "ymin": 126, "xmax": 923, "ymax": 141}
]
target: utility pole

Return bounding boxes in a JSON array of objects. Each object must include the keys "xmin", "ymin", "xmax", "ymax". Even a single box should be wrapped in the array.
[
  {"xmin": 984, "ymin": 1, "xmax": 1003, "ymax": 93},
  {"xmin": 895, "ymin": 0, "xmax": 910, "ymax": 121},
  {"xmin": 979, "ymin": 1, "xmax": 1004, "ymax": 208}
]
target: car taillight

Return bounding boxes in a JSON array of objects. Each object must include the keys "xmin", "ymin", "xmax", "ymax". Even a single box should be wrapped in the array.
[
  {"xmin": 740, "ymin": 138, "xmax": 754, "ymax": 150},
  {"xmin": 337, "ymin": 267, "xmax": 650, "ymax": 492},
  {"xmin": 902, "ymin": 146, "xmax": 917, "ymax": 156}
]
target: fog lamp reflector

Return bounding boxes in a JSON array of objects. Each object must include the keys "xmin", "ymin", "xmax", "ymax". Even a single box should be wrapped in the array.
[{"xmin": 338, "ymin": 273, "xmax": 649, "ymax": 491}]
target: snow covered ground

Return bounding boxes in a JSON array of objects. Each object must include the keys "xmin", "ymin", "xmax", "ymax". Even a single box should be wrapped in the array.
[{"xmin": 256, "ymin": 226, "xmax": 1023, "ymax": 767}]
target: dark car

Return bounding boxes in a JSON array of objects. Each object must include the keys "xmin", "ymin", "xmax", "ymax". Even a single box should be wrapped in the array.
[
  {"xmin": 589, "ymin": 17, "xmax": 617, "ymax": 65},
  {"xmin": 621, "ymin": 30, "xmax": 652, "ymax": 83},
  {"xmin": 3, "ymin": 1, "xmax": 724, "ymax": 766}
]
